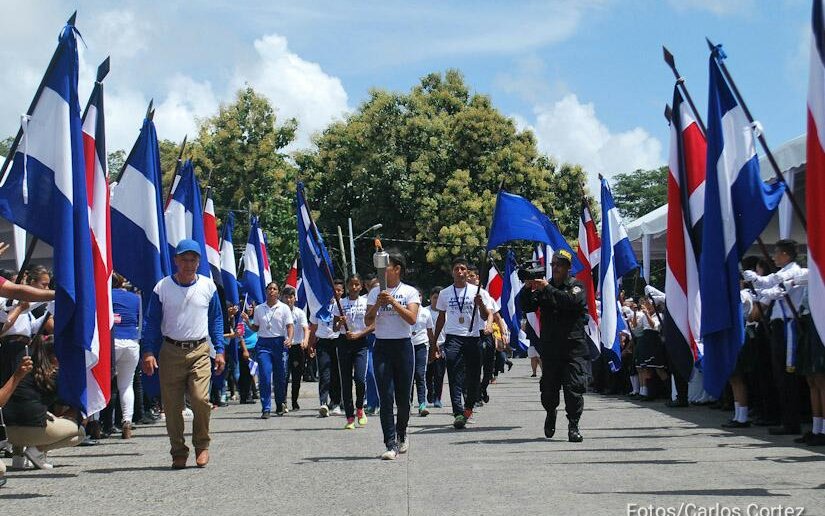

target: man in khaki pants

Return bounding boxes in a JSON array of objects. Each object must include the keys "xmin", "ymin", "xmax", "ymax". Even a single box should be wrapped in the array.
[{"xmin": 142, "ymin": 239, "xmax": 225, "ymax": 469}]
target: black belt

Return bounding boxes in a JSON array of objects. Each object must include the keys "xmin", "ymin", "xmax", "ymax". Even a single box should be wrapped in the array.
[{"xmin": 164, "ymin": 337, "xmax": 207, "ymax": 350}]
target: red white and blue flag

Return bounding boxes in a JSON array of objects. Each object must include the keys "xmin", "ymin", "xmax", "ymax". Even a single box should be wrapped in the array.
[
  {"xmin": 0, "ymin": 21, "xmax": 96, "ymax": 411},
  {"xmin": 81, "ymin": 59, "xmax": 113, "ymax": 415},
  {"xmin": 808, "ymin": 0, "xmax": 825, "ymax": 346},
  {"xmin": 164, "ymin": 160, "xmax": 211, "ymax": 277},
  {"xmin": 203, "ymin": 190, "xmax": 223, "ymax": 288},
  {"xmin": 242, "ymin": 215, "xmax": 269, "ymax": 304},
  {"xmin": 576, "ymin": 201, "xmax": 601, "ymax": 350},
  {"xmin": 665, "ymin": 87, "xmax": 706, "ymax": 381}
]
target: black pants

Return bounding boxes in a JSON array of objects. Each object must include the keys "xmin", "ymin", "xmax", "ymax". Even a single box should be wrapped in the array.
[
  {"xmin": 336, "ymin": 338, "xmax": 369, "ymax": 418},
  {"xmin": 443, "ymin": 334, "xmax": 483, "ymax": 415},
  {"xmin": 426, "ymin": 355, "xmax": 446, "ymax": 403},
  {"xmin": 238, "ymin": 355, "xmax": 253, "ymax": 402},
  {"xmin": 540, "ymin": 356, "xmax": 587, "ymax": 423},
  {"xmin": 374, "ymin": 338, "xmax": 414, "ymax": 449},
  {"xmin": 317, "ymin": 338, "xmax": 341, "ymax": 407},
  {"xmin": 288, "ymin": 344, "xmax": 305, "ymax": 405},
  {"xmin": 770, "ymin": 319, "xmax": 800, "ymax": 431},
  {"xmin": 480, "ymin": 334, "xmax": 496, "ymax": 396}
]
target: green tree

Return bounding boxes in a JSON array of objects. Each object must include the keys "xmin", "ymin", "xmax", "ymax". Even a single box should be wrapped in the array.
[
  {"xmin": 190, "ymin": 87, "xmax": 298, "ymax": 280},
  {"xmin": 610, "ymin": 166, "xmax": 668, "ymax": 220},
  {"xmin": 0, "ymin": 136, "xmax": 13, "ymax": 157},
  {"xmin": 297, "ymin": 70, "xmax": 592, "ymax": 288},
  {"xmin": 107, "ymin": 149, "xmax": 126, "ymax": 179}
]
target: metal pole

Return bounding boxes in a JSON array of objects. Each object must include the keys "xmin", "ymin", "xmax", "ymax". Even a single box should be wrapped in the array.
[
  {"xmin": 348, "ymin": 217, "xmax": 356, "ymax": 276},
  {"xmin": 337, "ymin": 225, "xmax": 348, "ymax": 276}
]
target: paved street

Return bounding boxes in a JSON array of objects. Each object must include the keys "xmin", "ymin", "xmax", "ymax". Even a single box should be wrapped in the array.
[{"xmin": 2, "ymin": 360, "xmax": 824, "ymax": 515}]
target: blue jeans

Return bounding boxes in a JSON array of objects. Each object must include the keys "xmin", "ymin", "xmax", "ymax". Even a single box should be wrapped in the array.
[
  {"xmin": 412, "ymin": 344, "xmax": 428, "ymax": 405},
  {"xmin": 365, "ymin": 335, "xmax": 380, "ymax": 409},
  {"xmin": 256, "ymin": 337, "xmax": 287, "ymax": 412},
  {"xmin": 374, "ymin": 338, "xmax": 414, "ymax": 449},
  {"xmin": 337, "ymin": 337, "xmax": 369, "ymax": 418},
  {"xmin": 443, "ymin": 334, "xmax": 482, "ymax": 415},
  {"xmin": 317, "ymin": 338, "xmax": 341, "ymax": 407}
]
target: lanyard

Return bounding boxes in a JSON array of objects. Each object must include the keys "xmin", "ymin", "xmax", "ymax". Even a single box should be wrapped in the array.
[{"xmin": 453, "ymin": 285, "xmax": 467, "ymax": 315}]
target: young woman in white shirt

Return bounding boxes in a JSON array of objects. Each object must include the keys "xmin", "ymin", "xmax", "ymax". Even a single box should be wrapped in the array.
[
  {"xmin": 334, "ymin": 274, "xmax": 375, "ymax": 429},
  {"xmin": 241, "ymin": 282, "xmax": 294, "ymax": 418},
  {"xmin": 410, "ymin": 288, "xmax": 434, "ymax": 417},
  {"xmin": 365, "ymin": 252, "xmax": 420, "ymax": 460}
]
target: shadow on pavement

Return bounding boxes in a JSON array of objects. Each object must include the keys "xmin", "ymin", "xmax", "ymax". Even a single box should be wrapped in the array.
[
  {"xmin": 582, "ymin": 488, "xmax": 787, "ymax": 497},
  {"xmin": 84, "ymin": 466, "xmax": 175, "ymax": 474}
]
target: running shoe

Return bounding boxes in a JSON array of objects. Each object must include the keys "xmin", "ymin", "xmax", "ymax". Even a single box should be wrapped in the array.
[
  {"xmin": 11, "ymin": 454, "xmax": 29, "ymax": 470},
  {"xmin": 24, "ymin": 446, "xmax": 53, "ymax": 469},
  {"xmin": 453, "ymin": 414, "xmax": 467, "ymax": 429},
  {"xmin": 330, "ymin": 405, "xmax": 344, "ymax": 416},
  {"xmin": 319, "ymin": 404, "xmax": 329, "ymax": 417},
  {"xmin": 418, "ymin": 403, "xmax": 429, "ymax": 417},
  {"xmin": 357, "ymin": 408, "xmax": 368, "ymax": 426},
  {"xmin": 381, "ymin": 448, "xmax": 398, "ymax": 460},
  {"xmin": 399, "ymin": 437, "xmax": 409, "ymax": 454},
  {"xmin": 261, "ymin": 411, "xmax": 271, "ymax": 419},
  {"xmin": 364, "ymin": 406, "xmax": 376, "ymax": 415},
  {"xmin": 275, "ymin": 403, "xmax": 285, "ymax": 416},
  {"xmin": 345, "ymin": 417, "xmax": 356, "ymax": 430},
  {"xmin": 433, "ymin": 399, "xmax": 443, "ymax": 409},
  {"xmin": 182, "ymin": 408, "xmax": 194, "ymax": 420}
]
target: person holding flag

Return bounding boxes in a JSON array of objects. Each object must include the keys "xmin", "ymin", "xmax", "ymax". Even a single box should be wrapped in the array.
[
  {"xmin": 141, "ymin": 239, "xmax": 225, "ymax": 469},
  {"xmin": 519, "ymin": 249, "xmax": 588, "ymax": 442}
]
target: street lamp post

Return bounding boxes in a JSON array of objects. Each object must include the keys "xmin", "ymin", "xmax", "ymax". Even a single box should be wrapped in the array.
[{"xmin": 348, "ymin": 218, "xmax": 382, "ymax": 275}]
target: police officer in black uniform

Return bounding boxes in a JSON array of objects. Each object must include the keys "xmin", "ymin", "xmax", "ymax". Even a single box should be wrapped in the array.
[{"xmin": 519, "ymin": 249, "xmax": 588, "ymax": 442}]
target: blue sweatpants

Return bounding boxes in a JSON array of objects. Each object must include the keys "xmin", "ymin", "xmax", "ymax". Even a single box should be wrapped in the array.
[
  {"xmin": 337, "ymin": 337, "xmax": 369, "ymax": 418},
  {"xmin": 256, "ymin": 337, "xmax": 287, "ymax": 412},
  {"xmin": 374, "ymin": 338, "xmax": 414, "ymax": 449}
]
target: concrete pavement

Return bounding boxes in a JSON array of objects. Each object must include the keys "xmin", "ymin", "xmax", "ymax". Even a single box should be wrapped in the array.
[{"xmin": 1, "ymin": 359, "xmax": 823, "ymax": 515}]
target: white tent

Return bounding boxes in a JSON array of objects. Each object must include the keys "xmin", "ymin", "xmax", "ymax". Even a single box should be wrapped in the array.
[{"xmin": 625, "ymin": 134, "xmax": 807, "ymax": 279}]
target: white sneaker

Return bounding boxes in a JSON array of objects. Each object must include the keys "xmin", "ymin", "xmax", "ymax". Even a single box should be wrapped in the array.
[
  {"xmin": 381, "ymin": 448, "xmax": 398, "ymax": 460},
  {"xmin": 182, "ymin": 408, "xmax": 194, "ymax": 420},
  {"xmin": 24, "ymin": 446, "xmax": 53, "ymax": 470},
  {"xmin": 399, "ymin": 438, "xmax": 409, "ymax": 454},
  {"xmin": 11, "ymin": 454, "xmax": 30, "ymax": 470},
  {"xmin": 319, "ymin": 404, "xmax": 329, "ymax": 417},
  {"xmin": 330, "ymin": 406, "xmax": 343, "ymax": 416}
]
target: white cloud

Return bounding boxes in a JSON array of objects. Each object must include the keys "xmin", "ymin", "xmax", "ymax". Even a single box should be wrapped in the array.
[
  {"xmin": 667, "ymin": 0, "xmax": 755, "ymax": 16},
  {"xmin": 232, "ymin": 34, "xmax": 350, "ymax": 149},
  {"xmin": 516, "ymin": 93, "xmax": 664, "ymax": 194}
]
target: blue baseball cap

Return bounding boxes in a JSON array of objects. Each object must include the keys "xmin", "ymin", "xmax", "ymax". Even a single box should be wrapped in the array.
[{"xmin": 175, "ymin": 239, "xmax": 201, "ymax": 256}]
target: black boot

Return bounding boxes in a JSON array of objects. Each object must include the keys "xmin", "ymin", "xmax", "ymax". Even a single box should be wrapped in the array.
[
  {"xmin": 544, "ymin": 410, "xmax": 556, "ymax": 439},
  {"xmin": 568, "ymin": 419, "xmax": 583, "ymax": 443}
]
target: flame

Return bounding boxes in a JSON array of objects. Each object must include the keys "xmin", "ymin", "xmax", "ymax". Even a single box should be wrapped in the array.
[{"xmin": 374, "ymin": 238, "xmax": 383, "ymax": 250}]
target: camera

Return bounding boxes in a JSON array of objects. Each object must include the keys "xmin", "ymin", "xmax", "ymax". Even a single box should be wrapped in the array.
[{"xmin": 517, "ymin": 261, "xmax": 546, "ymax": 282}]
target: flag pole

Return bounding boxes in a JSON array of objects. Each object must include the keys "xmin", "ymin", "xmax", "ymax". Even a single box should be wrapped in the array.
[
  {"xmin": 706, "ymin": 38, "xmax": 807, "ymax": 230},
  {"xmin": 115, "ymin": 99, "xmax": 155, "ymax": 183},
  {"xmin": 163, "ymin": 133, "xmax": 188, "ymax": 207},
  {"xmin": 298, "ymin": 185, "xmax": 349, "ymax": 332},
  {"xmin": 0, "ymin": 12, "xmax": 77, "ymax": 183},
  {"xmin": 662, "ymin": 46, "xmax": 707, "ymax": 135}
]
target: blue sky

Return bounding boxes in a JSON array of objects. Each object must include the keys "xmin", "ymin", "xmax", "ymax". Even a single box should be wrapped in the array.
[{"xmin": 0, "ymin": 0, "xmax": 812, "ymax": 192}]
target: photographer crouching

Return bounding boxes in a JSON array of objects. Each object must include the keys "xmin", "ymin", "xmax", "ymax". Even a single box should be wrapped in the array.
[{"xmin": 518, "ymin": 249, "xmax": 588, "ymax": 442}]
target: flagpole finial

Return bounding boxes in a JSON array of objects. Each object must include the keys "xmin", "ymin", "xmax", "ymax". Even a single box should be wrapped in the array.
[
  {"xmin": 67, "ymin": 11, "xmax": 77, "ymax": 26},
  {"xmin": 96, "ymin": 57, "xmax": 110, "ymax": 83},
  {"xmin": 146, "ymin": 99, "xmax": 154, "ymax": 120},
  {"xmin": 664, "ymin": 104, "xmax": 672, "ymax": 123},
  {"xmin": 705, "ymin": 37, "xmax": 715, "ymax": 51},
  {"xmin": 662, "ymin": 46, "xmax": 675, "ymax": 69}
]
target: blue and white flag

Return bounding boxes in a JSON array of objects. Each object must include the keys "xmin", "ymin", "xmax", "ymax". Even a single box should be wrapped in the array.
[
  {"xmin": 700, "ymin": 48, "xmax": 786, "ymax": 398},
  {"xmin": 164, "ymin": 159, "xmax": 210, "ymax": 277},
  {"xmin": 500, "ymin": 250, "xmax": 525, "ymax": 352},
  {"xmin": 0, "ymin": 22, "xmax": 95, "ymax": 410},
  {"xmin": 598, "ymin": 177, "xmax": 638, "ymax": 372},
  {"xmin": 241, "ymin": 216, "xmax": 267, "ymax": 304},
  {"xmin": 111, "ymin": 117, "xmax": 170, "ymax": 295},
  {"xmin": 219, "ymin": 211, "xmax": 240, "ymax": 307},
  {"xmin": 487, "ymin": 189, "xmax": 583, "ymax": 274},
  {"xmin": 297, "ymin": 182, "xmax": 335, "ymax": 322}
]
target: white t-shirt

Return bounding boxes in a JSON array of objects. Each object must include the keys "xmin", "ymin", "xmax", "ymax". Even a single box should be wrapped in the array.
[
  {"xmin": 252, "ymin": 301, "xmax": 294, "ymax": 339},
  {"xmin": 336, "ymin": 295, "xmax": 369, "ymax": 334},
  {"xmin": 290, "ymin": 306, "xmax": 309, "ymax": 344},
  {"xmin": 0, "ymin": 302, "xmax": 49, "ymax": 337},
  {"xmin": 367, "ymin": 283, "xmax": 420, "ymax": 339},
  {"xmin": 411, "ymin": 304, "xmax": 434, "ymax": 346},
  {"xmin": 424, "ymin": 306, "xmax": 446, "ymax": 346},
  {"xmin": 435, "ymin": 284, "xmax": 496, "ymax": 337},
  {"xmin": 310, "ymin": 305, "xmax": 339, "ymax": 340},
  {"xmin": 154, "ymin": 275, "xmax": 217, "ymax": 343}
]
